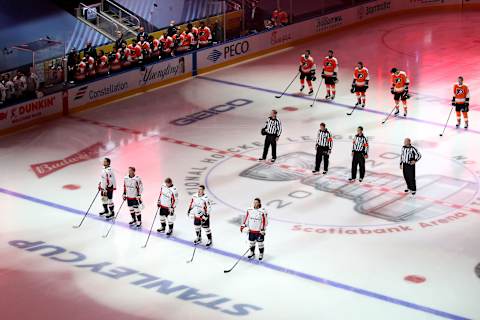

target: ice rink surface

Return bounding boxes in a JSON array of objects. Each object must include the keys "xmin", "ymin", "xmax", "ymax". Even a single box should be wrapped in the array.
[{"xmin": 1, "ymin": 8, "xmax": 480, "ymax": 320}]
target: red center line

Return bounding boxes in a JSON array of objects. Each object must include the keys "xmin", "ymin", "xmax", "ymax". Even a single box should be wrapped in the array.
[{"xmin": 69, "ymin": 116, "xmax": 480, "ymax": 217}]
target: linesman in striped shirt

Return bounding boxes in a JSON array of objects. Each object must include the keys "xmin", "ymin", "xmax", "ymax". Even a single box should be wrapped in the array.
[
  {"xmin": 349, "ymin": 126, "xmax": 369, "ymax": 182},
  {"xmin": 312, "ymin": 122, "xmax": 332, "ymax": 174},
  {"xmin": 259, "ymin": 109, "xmax": 282, "ymax": 163},
  {"xmin": 400, "ymin": 138, "xmax": 421, "ymax": 196}
]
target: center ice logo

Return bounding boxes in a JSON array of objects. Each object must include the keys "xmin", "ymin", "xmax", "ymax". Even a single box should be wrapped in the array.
[
  {"xmin": 207, "ymin": 49, "xmax": 222, "ymax": 63},
  {"xmin": 201, "ymin": 139, "xmax": 478, "ymax": 229},
  {"xmin": 239, "ymin": 151, "xmax": 477, "ymax": 222}
]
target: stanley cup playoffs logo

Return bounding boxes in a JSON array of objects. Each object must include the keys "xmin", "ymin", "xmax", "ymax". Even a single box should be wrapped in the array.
[{"xmin": 240, "ymin": 152, "xmax": 477, "ymax": 222}]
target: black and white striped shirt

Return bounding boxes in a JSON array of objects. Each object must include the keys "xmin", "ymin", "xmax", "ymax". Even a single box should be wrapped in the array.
[
  {"xmin": 316, "ymin": 129, "xmax": 333, "ymax": 149},
  {"xmin": 352, "ymin": 134, "xmax": 369, "ymax": 154},
  {"xmin": 400, "ymin": 145, "xmax": 421, "ymax": 164},
  {"xmin": 264, "ymin": 117, "xmax": 282, "ymax": 137}
]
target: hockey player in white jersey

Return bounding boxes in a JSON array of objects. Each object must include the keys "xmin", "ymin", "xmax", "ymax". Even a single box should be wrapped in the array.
[
  {"xmin": 123, "ymin": 167, "xmax": 143, "ymax": 228},
  {"xmin": 187, "ymin": 185, "xmax": 212, "ymax": 247},
  {"xmin": 241, "ymin": 198, "xmax": 268, "ymax": 260},
  {"xmin": 156, "ymin": 178, "xmax": 178, "ymax": 236},
  {"xmin": 98, "ymin": 158, "xmax": 117, "ymax": 219}
]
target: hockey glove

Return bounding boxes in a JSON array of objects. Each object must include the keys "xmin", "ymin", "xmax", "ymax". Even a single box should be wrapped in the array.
[
  {"xmin": 260, "ymin": 230, "xmax": 266, "ymax": 235},
  {"xmin": 350, "ymin": 85, "xmax": 355, "ymax": 94},
  {"xmin": 123, "ymin": 194, "xmax": 127, "ymax": 200},
  {"xmin": 465, "ymin": 99, "xmax": 470, "ymax": 108},
  {"xmin": 451, "ymin": 98, "xmax": 456, "ymax": 106},
  {"xmin": 332, "ymin": 72, "xmax": 338, "ymax": 83},
  {"xmin": 169, "ymin": 208, "xmax": 175, "ymax": 215},
  {"xmin": 321, "ymin": 71, "xmax": 326, "ymax": 79},
  {"xmin": 298, "ymin": 65, "xmax": 302, "ymax": 72},
  {"xmin": 240, "ymin": 225, "xmax": 246, "ymax": 233},
  {"xmin": 364, "ymin": 81, "xmax": 369, "ymax": 90},
  {"xmin": 201, "ymin": 214, "xmax": 209, "ymax": 222},
  {"xmin": 390, "ymin": 87, "xmax": 395, "ymax": 94}
]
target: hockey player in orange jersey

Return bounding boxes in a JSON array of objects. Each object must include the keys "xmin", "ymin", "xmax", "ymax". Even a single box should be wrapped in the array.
[
  {"xmin": 351, "ymin": 61, "xmax": 369, "ymax": 108},
  {"xmin": 321, "ymin": 50, "xmax": 338, "ymax": 100},
  {"xmin": 390, "ymin": 68, "xmax": 410, "ymax": 117},
  {"xmin": 299, "ymin": 50, "xmax": 316, "ymax": 95},
  {"xmin": 452, "ymin": 76, "xmax": 470, "ymax": 129}
]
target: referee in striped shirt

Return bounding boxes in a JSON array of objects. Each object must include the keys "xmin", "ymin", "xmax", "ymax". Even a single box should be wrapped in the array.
[
  {"xmin": 400, "ymin": 138, "xmax": 421, "ymax": 196},
  {"xmin": 349, "ymin": 126, "xmax": 369, "ymax": 182},
  {"xmin": 259, "ymin": 110, "xmax": 282, "ymax": 163},
  {"xmin": 312, "ymin": 122, "xmax": 332, "ymax": 174}
]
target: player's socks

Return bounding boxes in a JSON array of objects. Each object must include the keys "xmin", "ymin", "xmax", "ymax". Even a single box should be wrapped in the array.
[
  {"xmin": 157, "ymin": 222, "xmax": 166, "ymax": 233},
  {"xmin": 129, "ymin": 212, "xmax": 136, "ymax": 225},
  {"xmin": 259, "ymin": 248, "xmax": 264, "ymax": 260},
  {"xmin": 99, "ymin": 204, "xmax": 108, "ymax": 215},
  {"xmin": 167, "ymin": 223, "xmax": 174, "ymax": 236}
]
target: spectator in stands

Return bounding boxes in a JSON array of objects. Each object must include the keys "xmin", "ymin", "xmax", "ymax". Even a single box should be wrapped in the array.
[
  {"xmin": 97, "ymin": 50, "xmax": 109, "ymax": 76},
  {"xmin": 137, "ymin": 27, "xmax": 148, "ymax": 43},
  {"xmin": 187, "ymin": 23, "xmax": 199, "ymax": 50},
  {"xmin": 264, "ymin": 19, "xmax": 274, "ymax": 30},
  {"xmin": 272, "ymin": 7, "xmax": 289, "ymax": 26},
  {"xmin": 211, "ymin": 19, "xmax": 223, "ymax": 44},
  {"xmin": 13, "ymin": 71, "xmax": 27, "ymax": 99},
  {"xmin": 138, "ymin": 36, "xmax": 151, "ymax": 64},
  {"xmin": 245, "ymin": 1, "xmax": 265, "ymax": 33},
  {"xmin": 0, "ymin": 79, "xmax": 6, "ymax": 105},
  {"xmin": 198, "ymin": 21, "xmax": 212, "ymax": 48},
  {"xmin": 75, "ymin": 57, "xmax": 87, "ymax": 82},
  {"xmin": 167, "ymin": 20, "xmax": 177, "ymax": 38},
  {"xmin": 67, "ymin": 48, "xmax": 78, "ymax": 84},
  {"xmin": 159, "ymin": 31, "xmax": 174, "ymax": 58},
  {"xmin": 149, "ymin": 35, "xmax": 161, "ymax": 59},
  {"xmin": 3, "ymin": 74, "xmax": 15, "ymax": 101},
  {"xmin": 84, "ymin": 42, "xmax": 97, "ymax": 60},
  {"xmin": 26, "ymin": 69, "xmax": 39, "ymax": 99},
  {"xmin": 114, "ymin": 31, "xmax": 124, "ymax": 51}
]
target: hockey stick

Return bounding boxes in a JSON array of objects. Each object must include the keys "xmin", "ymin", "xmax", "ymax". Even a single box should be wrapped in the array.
[
  {"xmin": 346, "ymin": 103, "xmax": 359, "ymax": 116},
  {"xmin": 275, "ymin": 72, "xmax": 300, "ymax": 99},
  {"xmin": 186, "ymin": 246, "xmax": 197, "ymax": 264},
  {"xmin": 439, "ymin": 106, "xmax": 454, "ymax": 137},
  {"xmin": 223, "ymin": 248, "xmax": 251, "ymax": 273},
  {"xmin": 310, "ymin": 78, "xmax": 324, "ymax": 107},
  {"xmin": 381, "ymin": 106, "xmax": 397, "ymax": 124},
  {"xmin": 102, "ymin": 199, "xmax": 126, "ymax": 238},
  {"xmin": 141, "ymin": 207, "xmax": 160, "ymax": 248},
  {"xmin": 72, "ymin": 190, "xmax": 100, "ymax": 229}
]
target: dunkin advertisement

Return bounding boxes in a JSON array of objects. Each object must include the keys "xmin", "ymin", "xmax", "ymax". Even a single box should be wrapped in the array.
[{"xmin": 0, "ymin": 92, "xmax": 63, "ymax": 131}]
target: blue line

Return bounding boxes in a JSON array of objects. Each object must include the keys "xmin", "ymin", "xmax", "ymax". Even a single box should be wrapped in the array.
[
  {"xmin": 196, "ymin": 76, "xmax": 480, "ymax": 135},
  {"xmin": 0, "ymin": 186, "xmax": 471, "ymax": 319}
]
